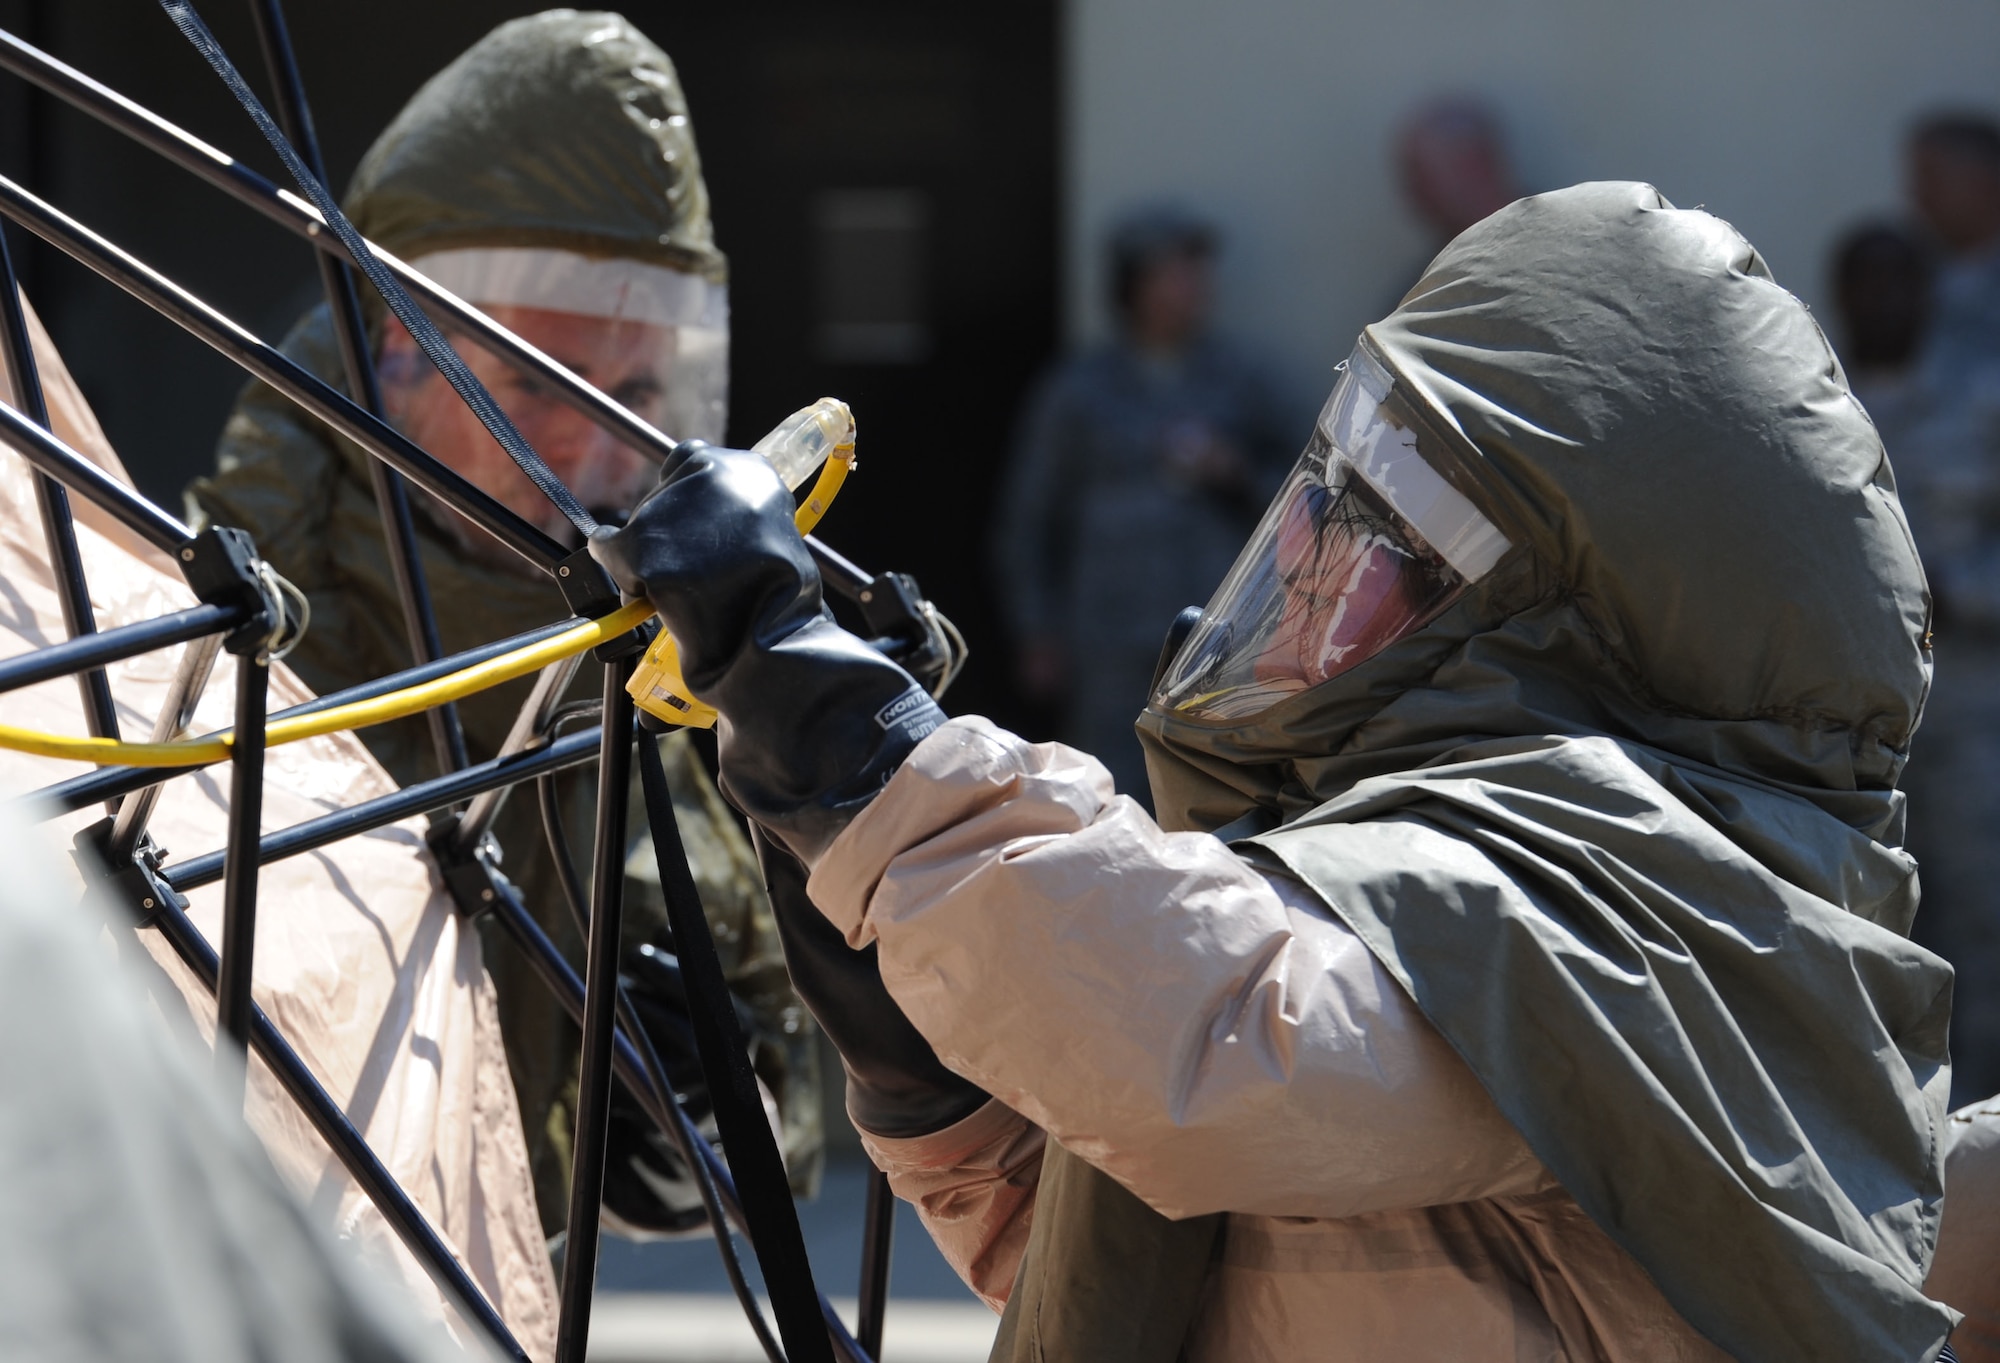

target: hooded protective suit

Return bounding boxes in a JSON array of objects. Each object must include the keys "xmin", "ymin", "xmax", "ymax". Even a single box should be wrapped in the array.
[
  {"xmin": 793, "ymin": 183, "xmax": 1957, "ymax": 1361},
  {"xmin": 185, "ymin": 10, "xmax": 819, "ymax": 1234}
]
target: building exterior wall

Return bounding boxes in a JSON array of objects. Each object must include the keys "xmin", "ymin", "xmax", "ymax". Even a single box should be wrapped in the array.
[{"xmin": 1065, "ymin": 0, "xmax": 2000, "ymax": 420}]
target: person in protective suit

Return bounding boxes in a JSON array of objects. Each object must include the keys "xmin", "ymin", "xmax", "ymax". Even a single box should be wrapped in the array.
[
  {"xmin": 185, "ymin": 10, "xmax": 820, "ymax": 1240},
  {"xmin": 593, "ymin": 181, "xmax": 1962, "ymax": 1360}
]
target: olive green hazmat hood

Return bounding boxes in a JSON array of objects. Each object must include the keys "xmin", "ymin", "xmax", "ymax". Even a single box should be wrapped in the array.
[{"xmin": 345, "ymin": 9, "xmax": 726, "ymax": 282}]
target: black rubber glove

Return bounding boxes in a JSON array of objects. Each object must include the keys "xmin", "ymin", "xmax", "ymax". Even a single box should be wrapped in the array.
[
  {"xmin": 754, "ymin": 832, "xmax": 986, "ymax": 1137},
  {"xmin": 592, "ymin": 443, "xmax": 987, "ymax": 1138},
  {"xmin": 591, "ymin": 443, "xmax": 943, "ymax": 866}
]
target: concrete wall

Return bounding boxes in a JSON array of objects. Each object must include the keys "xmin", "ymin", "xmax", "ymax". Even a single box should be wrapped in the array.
[{"xmin": 1066, "ymin": 0, "xmax": 2000, "ymax": 424}]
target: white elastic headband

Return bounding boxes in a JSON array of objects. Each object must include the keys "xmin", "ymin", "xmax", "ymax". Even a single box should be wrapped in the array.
[
  {"xmin": 411, "ymin": 247, "xmax": 729, "ymax": 331},
  {"xmin": 1323, "ymin": 349, "xmax": 1510, "ymax": 580}
]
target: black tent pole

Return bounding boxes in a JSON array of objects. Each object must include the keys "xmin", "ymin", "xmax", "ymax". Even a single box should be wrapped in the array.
[
  {"xmin": 0, "ymin": 223, "xmax": 120, "ymax": 744},
  {"xmin": 553, "ymin": 658, "xmax": 637, "ymax": 1363},
  {"xmin": 0, "ymin": 171, "xmax": 567, "ymax": 573},
  {"xmin": 243, "ymin": 0, "xmax": 465, "ymax": 777},
  {"xmin": 212, "ymin": 647, "xmax": 266, "ymax": 1096}
]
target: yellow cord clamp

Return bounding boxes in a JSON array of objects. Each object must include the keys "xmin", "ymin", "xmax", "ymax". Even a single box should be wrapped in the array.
[{"xmin": 626, "ymin": 397, "xmax": 856, "ymax": 728}]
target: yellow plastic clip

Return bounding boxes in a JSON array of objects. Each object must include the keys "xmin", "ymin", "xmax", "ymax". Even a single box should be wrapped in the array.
[{"xmin": 627, "ymin": 398, "xmax": 856, "ymax": 728}]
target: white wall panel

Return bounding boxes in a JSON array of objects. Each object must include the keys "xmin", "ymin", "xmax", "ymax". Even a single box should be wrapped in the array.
[{"xmin": 1067, "ymin": 0, "xmax": 2000, "ymax": 425}]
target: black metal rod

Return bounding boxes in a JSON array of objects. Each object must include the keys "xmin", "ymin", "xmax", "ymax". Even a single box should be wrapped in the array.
[
  {"xmin": 856, "ymin": 1167, "xmax": 895, "ymax": 1358},
  {"xmin": 0, "ymin": 172, "xmax": 567, "ymax": 572},
  {"xmin": 0, "ymin": 221, "xmax": 120, "ymax": 742},
  {"xmin": 161, "ymin": 726, "xmax": 603, "ymax": 892},
  {"xmin": 243, "ymin": 0, "xmax": 464, "ymax": 778},
  {"xmin": 448, "ymin": 654, "xmax": 583, "ymax": 857},
  {"xmin": 0, "ymin": 599, "xmax": 239, "ymax": 697},
  {"xmin": 554, "ymin": 660, "xmax": 636, "ymax": 1363},
  {"xmin": 106, "ymin": 632, "xmax": 221, "ymax": 862},
  {"xmin": 486, "ymin": 879, "xmax": 880, "ymax": 1363},
  {"xmin": 806, "ymin": 536, "xmax": 874, "ymax": 601},
  {"xmin": 526, "ymin": 773, "xmax": 788, "ymax": 1363},
  {"xmin": 145, "ymin": 896, "xmax": 529, "ymax": 1362},
  {"xmin": 214, "ymin": 652, "xmax": 267, "ymax": 1094},
  {"xmin": 0, "ymin": 392, "xmax": 191, "ymax": 556},
  {"xmin": 27, "ymin": 614, "xmax": 584, "ymax": 818},
  {"xmin": 640, "ymin": 743, "xmax": 834, "ymax": 1363},
  {"xmin": 0, "ymin": 28, "xmax": 678, "ymax": 461}
]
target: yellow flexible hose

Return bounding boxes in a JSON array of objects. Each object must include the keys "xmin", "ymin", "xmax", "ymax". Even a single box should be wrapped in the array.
[{"xmin": 0, "ymin": 599, "xmax": 655, "ymax": 768}]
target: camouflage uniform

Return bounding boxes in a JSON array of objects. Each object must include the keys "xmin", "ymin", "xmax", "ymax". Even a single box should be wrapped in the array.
[{"xmin": 994, "ymin": 338, "xmax": 1291, "ymax": 801}]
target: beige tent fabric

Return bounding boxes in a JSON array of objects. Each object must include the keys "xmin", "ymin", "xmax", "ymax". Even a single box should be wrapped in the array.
[
  {"xmin": 12, "ymin": 295, "xmax": 172, "ymax": 573},
  {"xmin": 0, "ymin": 317, "xmax": 558, "ymax": 1358},
  {"xmin": 1929, "ymin": 1096, "xmax": 2000, "ymax": 1362}
]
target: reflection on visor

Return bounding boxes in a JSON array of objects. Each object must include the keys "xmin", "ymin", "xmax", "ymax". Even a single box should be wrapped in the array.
[{"xmin": 1153, "ymin": 348, "xmax": 1509, "ymax": 722}]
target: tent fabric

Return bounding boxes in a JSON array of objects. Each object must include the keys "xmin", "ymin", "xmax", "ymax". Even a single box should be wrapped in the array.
[
  {"xmin": 0, "ymin": 317, "xmax": 558, "ymax": 1358},
  {"xmin": 1135, "ymin": 182, "xmax": 1957, "ymax": 1361},
  {"xmin": 0, "ymin": 799, "xmax": 474, "ymax": 1363}
]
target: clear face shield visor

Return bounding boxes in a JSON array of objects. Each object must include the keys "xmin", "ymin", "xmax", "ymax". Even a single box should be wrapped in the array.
[
  {"xmin": 1151, "ymin": 345, "xmax": 1510, "ymax": 723},
  {"xmin": 406, "ymin": 247, "xmax": 731, "ymax": 445}
]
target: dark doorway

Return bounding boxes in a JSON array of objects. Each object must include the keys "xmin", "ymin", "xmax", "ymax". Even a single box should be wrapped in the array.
[
  {"xmin": 0, "ymin": 0, "xmax": 1059, "ymax": 730},
  {"xmin": 645, "ymin": 2, "xmax": 1061, "ymax": 729}
]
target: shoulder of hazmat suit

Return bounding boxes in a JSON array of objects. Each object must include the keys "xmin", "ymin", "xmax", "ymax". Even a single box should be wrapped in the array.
[
  {"xmin": 791, "ymin": 183, "xmax": 1958, "ymax": 1361},
  {"xmin": 185, "ymin": 9, "xmax": 820, "ymax": 1234}
]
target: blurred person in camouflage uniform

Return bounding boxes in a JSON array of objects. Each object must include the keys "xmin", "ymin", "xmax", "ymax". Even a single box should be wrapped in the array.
[
  {"xmin": 186, "ymin": 10, "xmax": 820, "ymax": 1239},
  {"xmin": 994, "ymin": 207, "xmax": 1289, "ymax": 804},
  {"xmin": 1835, "ymin": 115, "xmax": 2000, "ymax": 1106}
]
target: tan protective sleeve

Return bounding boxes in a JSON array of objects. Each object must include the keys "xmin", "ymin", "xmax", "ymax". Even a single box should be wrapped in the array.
[
  {"xmin": 811, "ymin": 716, "xmax": 1549, "ymax": 1223},
  {"xmin": 1929, "ymin": 1095, "xmax": 2000, "ymax": 1362},
  {"xmin": 860, "ymin": 1099, "xmax": 1044, "ymax": 1312}
]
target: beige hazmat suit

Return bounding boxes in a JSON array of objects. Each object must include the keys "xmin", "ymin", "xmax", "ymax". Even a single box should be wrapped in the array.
[
  {"xmin": 792, "ymin": 185, "xmax": 1959, "ymax": 1361},
  {"xmin": 1929, "ymin": 1096, "xmax": 2000, "ymax": 1362},
  {"xmin": 820, "ymin": 720, "xmax": 1726, "ymax": 1361},
  {"xmin": 0, "ymin": 297, "xmax": 558, "ymax": 1356},
  {"xmin": 185, "ymin": 11, "xmax": 819, "ymax": 1232}
]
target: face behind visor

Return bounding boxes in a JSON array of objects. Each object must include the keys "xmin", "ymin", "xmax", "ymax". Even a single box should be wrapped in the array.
[
  {"xmin": 1154, "ymin": 344, "xmax": 1511, "ymax": 722},
  {"xmin": 378, "ymin": 246, "xmax": 731, "ymax": 543},
  {"xmin": 406, "ymin": 246, "xmax": 730, "ymax": 446}
]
